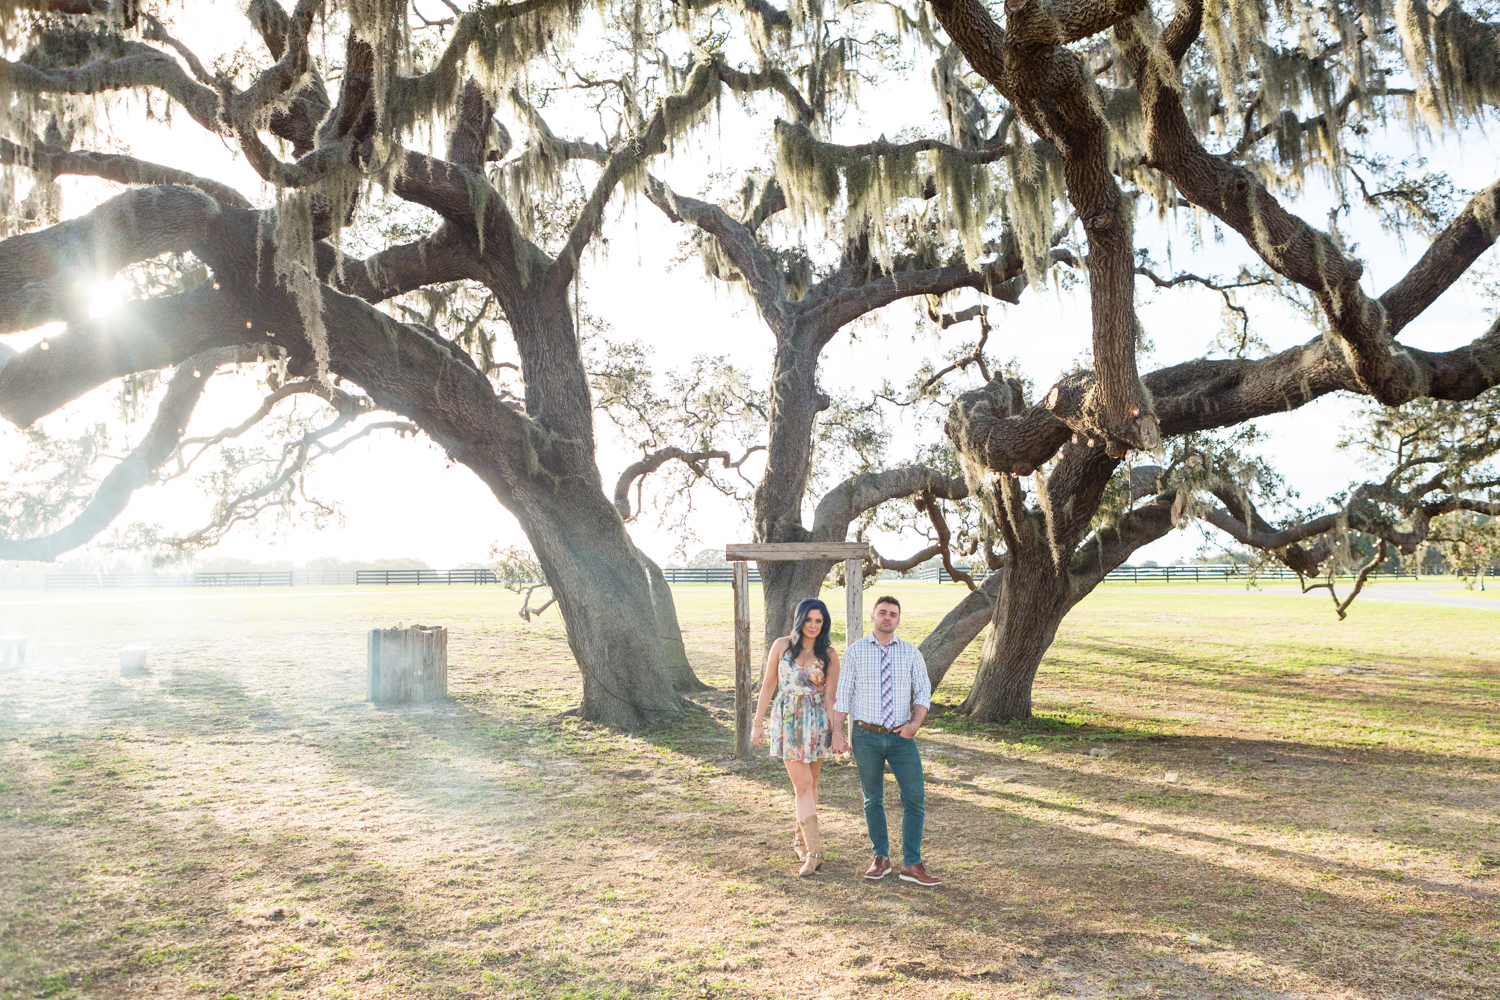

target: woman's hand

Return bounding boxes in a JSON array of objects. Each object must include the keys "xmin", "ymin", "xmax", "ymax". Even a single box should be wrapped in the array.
[{"xmin": 750, "ymin": 722, "xmax": 765, "ymax": 747}]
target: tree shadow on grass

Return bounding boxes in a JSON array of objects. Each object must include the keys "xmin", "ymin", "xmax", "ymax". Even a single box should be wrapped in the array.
[
  {"xmin": 1048, "ymin": 636, "xmax": 1500, "ymax": 726},
  {"xmin": 308, "ymin": 692, "xmax": 1500, "ymax": 998},
  {"xmin": 8, "ymin": 660, "xmax": 1498, "ymax": 999}
]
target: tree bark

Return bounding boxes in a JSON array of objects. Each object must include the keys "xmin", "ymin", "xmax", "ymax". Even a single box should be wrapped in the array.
[
  {"xmin": 753, "ymin": 334, "xmax": 831, "ymax": 647},
  {"xmin": 919, "ymin": 566, "xmax": 1003, "ymax": 691},
  {"xmin": 499, "ymin": 483, "xmax": 683, "ymax": 728},
  {"xmin": 960, "ymin": 533, "xmax": 1070, "ymax": 721},
  {"xmin": 637, "ymin": 546, "xmax": 710, "ymax": 692}
]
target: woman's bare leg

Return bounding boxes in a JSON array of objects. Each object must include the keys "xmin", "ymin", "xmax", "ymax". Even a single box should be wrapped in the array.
[{"xmin": 784, "ymin": 760, "xmax": 816, "ymax": 825}]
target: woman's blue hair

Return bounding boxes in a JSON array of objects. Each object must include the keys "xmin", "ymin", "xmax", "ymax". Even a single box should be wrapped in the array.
[{"xmin": 789, "ymin": 597, "xmax": 833, "ymax": 666}]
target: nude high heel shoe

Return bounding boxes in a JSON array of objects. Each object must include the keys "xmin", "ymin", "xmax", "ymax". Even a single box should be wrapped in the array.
[{"xmin": 798, "ymin": 815, "xmax": 823, "ymax": 877}]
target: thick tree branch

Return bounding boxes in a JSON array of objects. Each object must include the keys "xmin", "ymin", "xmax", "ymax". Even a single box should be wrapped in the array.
[
  {"xmin": 0, "ymin": 284, "xmax": 246, "ymax": 425},
  {"xmin": 0, "ymin": 185, "xmax": 220, "ymax": 308},
  {"xmin": 329, "ymin": 226, "xmax": 480, "ymax": 304},
  {"xmin": 930, "ymin": 0, "xmax": 1160, "ymax": 452},
  {"xmin": 1005, "ymin": 0, "xmax": 1148, "ymax": 47},
  {"xmin": 810, "ymin": 465, "xmax": 969, "ymax": 539},
  {"xmin": 1067, "ymin": 491, "xmax": 1179, "ymax": 595},
  {"xmin": 0, "ymin": 185, "xmax": 224, "ymax": 337},
  {"xmin": 918, "ymin": 490, "xmax": 975, "ymax": 590},
  {"xmin": 0, "ymin": 356, "xmax": 217, "ymax": 561},
  {"xmin": 720, "ymin": 65, "xmax": 816, "ymax": 126},
  {"xmin": 0, "ymin": 41, "xmax": 222, "ymax": 133},
  {"xmin": 1115, "ymin": 15, "xmax": 1467, "ymax": 409},
  {"xmin": 870, "ymin": 543, "xmax": 945, "ymax": 573},
  {"xmin": 0, "ymin": 139, "xmax": 252, "ymax": 208},
  {"xmin": 1380, "ymin": 176, "xmax": 1500, "ymax": 335},
  {"xmin": 1199, "ymin": 507, "xmax": 1340, "ymax": 553},
  {"xmin": 772, "ymin": 117, "xmax": 1013, "ymax": 166},
  {"xmin": 612, "ymin": 445, "xmax": 764, "ymax": 520},
  {"xmin": 803, "ymin": 252, "xmax": 1029, "ymax": 345},
  {"xmin": 642, "ymin": 175, "xmax": 791, "ymax": 329},
  {"xmin": 379, "ymin": 0, "xmax": 581, "ymax": 139},
  {"xmin": 920, "ymin": 565, "xmax": 1005, "ymax": 689}
]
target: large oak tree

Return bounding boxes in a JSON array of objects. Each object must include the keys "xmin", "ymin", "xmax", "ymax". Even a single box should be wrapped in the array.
[
  {"xmin": 913, "ymin": 0, "xmax": 1500, "ymax": 718},
  {"xmin": 0, "ymin": 0, "xmax": 789, "ymax": 728}
]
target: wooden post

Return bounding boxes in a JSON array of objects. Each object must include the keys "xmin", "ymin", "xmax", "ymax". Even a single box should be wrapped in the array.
[
  {"xmin": 368, "ymin": 625, "xmax": 448, "ymax": 704},
  {"xmin": 846, "ymin": 558, "xmax": 864, "ymax": 643},
  {"xmin": 733, "ymin": 560, "xmax": 752, "ymax": 758}
]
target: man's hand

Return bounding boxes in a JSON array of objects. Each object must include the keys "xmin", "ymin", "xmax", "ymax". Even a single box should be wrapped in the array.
[
  {"xmin": 898, "ymin": 720, "xmax": 920, "ymax": 739},
  {"xmin": 831, "ymin": 731, "xmax": 848, "ymax": 754}
]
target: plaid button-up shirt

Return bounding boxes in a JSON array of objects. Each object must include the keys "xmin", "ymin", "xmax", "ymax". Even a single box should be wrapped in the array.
[{"xmin": 834, "ymin": 632, "xmax": 932, "ymax": 728}]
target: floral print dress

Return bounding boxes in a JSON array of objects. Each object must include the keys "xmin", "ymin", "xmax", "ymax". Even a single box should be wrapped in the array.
[{"xmin": 767, "ymin": 648, "xmax": 833, "ymax": 762}]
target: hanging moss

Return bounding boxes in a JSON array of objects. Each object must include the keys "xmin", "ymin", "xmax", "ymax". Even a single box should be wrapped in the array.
[
  {"xmin": 773, "ymin": 120, "xmax": 1006, "ymax": 272},
  {"xmin": 1004, "ymin": 134, "xmax": 1067, "ymax": 286},
  {"xmin": 362, "ymin": 0, "xmax": 595, "ymax": 148},
  {"xmin": 1396, "ymin": 0, "xmax": 1500, "ymax": 127}
]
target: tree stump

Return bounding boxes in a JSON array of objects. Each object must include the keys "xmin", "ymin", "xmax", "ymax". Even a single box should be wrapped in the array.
[{"xmin": 368, "ymin": 625, "xmax": 448, "ymax": 704}]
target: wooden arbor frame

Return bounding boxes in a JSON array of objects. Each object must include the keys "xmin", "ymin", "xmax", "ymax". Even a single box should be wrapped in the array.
[{"xmin": 724, "ymin": 542, "xmax": 872, "ymax": 757}]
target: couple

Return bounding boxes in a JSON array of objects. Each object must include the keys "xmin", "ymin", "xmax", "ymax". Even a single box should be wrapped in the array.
[{"xmin": 749, "ymin": 595, "xmax": 941, "ymax": 886}]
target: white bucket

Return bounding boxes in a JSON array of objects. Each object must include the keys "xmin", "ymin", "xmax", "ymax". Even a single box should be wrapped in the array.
[{"xmin": 120, "ymin": 646, "xmax": 150, "ymax": 672}]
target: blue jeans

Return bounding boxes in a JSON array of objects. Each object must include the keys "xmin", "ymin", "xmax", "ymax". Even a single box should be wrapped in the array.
[{"xmin": 851, "ymin": 724, "xmax": 925, "ymax": 866}]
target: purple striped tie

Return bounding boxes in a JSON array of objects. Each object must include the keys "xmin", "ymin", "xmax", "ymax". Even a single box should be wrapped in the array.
[{"xmin": 880, "ymin": 642, "xmax": 894, "ymax": 728}]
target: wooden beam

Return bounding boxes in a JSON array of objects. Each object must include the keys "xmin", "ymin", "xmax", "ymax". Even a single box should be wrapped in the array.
[
  {"xmin": 725, "ymin": 542, "xmax": 872, "ymax": 561},
  {"xmin": 733, "ymin": 560, "xmax": 752, "ymax": 758},
  {"xmin": 845, "ymin": 558, "xmax": 864, "ymax": 644}
]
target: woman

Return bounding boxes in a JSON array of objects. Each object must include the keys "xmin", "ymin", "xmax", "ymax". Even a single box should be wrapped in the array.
[{"xmin": 750, "ymin": 597, "xmax": 841, "ymax": 877}]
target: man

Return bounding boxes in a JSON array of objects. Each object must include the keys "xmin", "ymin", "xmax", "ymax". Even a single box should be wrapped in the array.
[{"xmin": 831, "ymin": 595, "xmax": 940, "ymax": 886}]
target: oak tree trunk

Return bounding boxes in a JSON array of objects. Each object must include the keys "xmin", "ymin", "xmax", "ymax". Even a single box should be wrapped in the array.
[
  {"xmin": 478, "ymin": 296, "xmax": 685, "ymax": 729},
  {"xmin": 758, "ymin": 556, "xmax": 836, "ymax": 650},
  {"xmin": 508, "ymin": 487, "xmax": 684, "ymax": 728},
  {"xmin": 753, "ymin": 336, "xmax": 835, "ymax": 648},
  {"xmin": 919, "ymin": 567, "xmax": 1003, "ymax": 691},
  {"xmin": 637, "ymin": 547, "xmax": 710, "ymax": 692},
  {"xmin": 960, "ymin": 543, "xmax": 1070, "ymax": 721}
]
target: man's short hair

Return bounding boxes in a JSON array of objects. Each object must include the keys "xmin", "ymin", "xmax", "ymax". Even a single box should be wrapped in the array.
[{"xmin": 874, "ymin": 595, "xmax": 901, "ymax": 611}]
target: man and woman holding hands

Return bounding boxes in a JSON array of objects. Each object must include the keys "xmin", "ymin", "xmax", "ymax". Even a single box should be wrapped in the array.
[{"xmin": 749, "ymin": 595, "xmax": 942, "ymax": 886}]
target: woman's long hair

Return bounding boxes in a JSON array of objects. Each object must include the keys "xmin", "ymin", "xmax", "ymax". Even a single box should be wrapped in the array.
[{"xmin": 788, "ymin": 598, "xmax": 832, "ymax": 667}]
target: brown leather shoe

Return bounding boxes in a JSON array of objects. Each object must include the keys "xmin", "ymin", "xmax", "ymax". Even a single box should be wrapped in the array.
[
  {"xmin": 898, "ymin": 863, "xmax": 942, "ymax": 886},
  {"xmin": 863, "ymin": 856, "xmax": 892, "ymax": 880}
]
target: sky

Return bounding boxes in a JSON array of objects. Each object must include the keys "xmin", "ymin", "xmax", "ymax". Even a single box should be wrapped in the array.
[{"xmin": 3, "ymin": 2, "xmax": 1498, "ymax": 573}]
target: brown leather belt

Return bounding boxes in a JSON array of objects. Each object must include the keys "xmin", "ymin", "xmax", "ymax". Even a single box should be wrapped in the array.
[{"xmin": 855, "ymin": 720, "xmax": 901, "ymax": 734}]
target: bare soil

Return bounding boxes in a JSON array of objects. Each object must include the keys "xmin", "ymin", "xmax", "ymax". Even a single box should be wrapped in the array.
[{"xmin": 0, "ymin": 582, "xmax": 1496, "ymax": 999}]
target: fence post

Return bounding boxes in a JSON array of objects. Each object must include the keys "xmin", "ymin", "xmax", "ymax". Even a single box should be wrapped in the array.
[
  {"xmin": 733, "ymin": 561, "xmax": 752, "ymax": 759},
  {"xmin": 846, "ymin": 558, "xmax": 864, "ymax": 643}
]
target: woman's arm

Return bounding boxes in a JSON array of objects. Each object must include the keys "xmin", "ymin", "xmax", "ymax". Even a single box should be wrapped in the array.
[
  {"xmin": 827, "ymin": 647, "xmax": 848, "ymax": 753},
  {"xmin": 751, "ymin": 636, "xmax": 788, "ymax": 746}
]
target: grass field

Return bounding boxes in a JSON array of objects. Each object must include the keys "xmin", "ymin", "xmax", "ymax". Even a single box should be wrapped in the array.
[{"xmin": 0, "ymin": 581, "xmax": 1496, "ymax": 999}]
